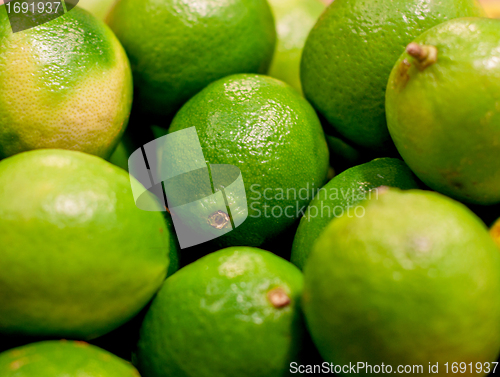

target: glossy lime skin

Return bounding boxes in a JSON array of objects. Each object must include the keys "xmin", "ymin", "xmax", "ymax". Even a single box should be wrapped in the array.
[
  {"xmin": 0, "ymin": 7, "xmax": 133, "ymax": 159},
  {"xmin": 167, "ymin": 74, "xmax": 329, "ymax": 248},
  {"xmin": 387, "ymin": 18, "xmax": 500, "ymax": 205},
  {"xmin": 267, "ymin": 0, "xmax": 324, "ymax": 94},
  {"xmin": 0, "ymin": 150, "xmax": 171, "ymax": 339},
  {"xmin": 0, "ymin": 341, "xmax": 140, "ymax": 376},
  {"xmin": 107, "ymin": 0, "xmax": 276, "ymax": 120},
  {"xmin": 136, "ymin": 247, "xmax": 304, "ymax": 377},
  {"xmin": 291, "ymin": 158, "xmax": 419, "ymax": 270},
  {"xmin": 301, "ymin": 0, "xmax": 483, "ymax": 151},
  {"xmin": 303, "ymin": 189, "xmax": 500, "ymax": 374}
]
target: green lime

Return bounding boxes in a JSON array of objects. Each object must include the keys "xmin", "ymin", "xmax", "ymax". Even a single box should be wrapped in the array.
[
  {"xmin": 303, "ymin": 189, "xmax": 500, "ymax": 372},
  {"xmin": 0, "ymin": 149, "xmax": 172, "ymax": 339},
  {"xmin": 291, "ymin": 158, "xmax": 419, "ymax": 270},
  {"xmin": 80, "ymin": 0, "xmax": 116, "ymax": 19},
  {"xmin": 136, "ymin": 247, "xmax": 304, "ymax": 377},
  {"xmin": 0, "ymin": 340, "xmax": 139, "ymax": 376},
  {"xmin": 301, "ymin": 0, "xmax": 483, "ymax": 151},
  {"xmin": 166, "ymin": 74, "xmax": 329, "ymax": 248},
  {"xmin": 0, "ymin": 7, "xmax": 132, "ymax": 160},
  {"xmin": 386, "ymin": 18, "xmax": 500, "ymax": 205},
  {"xmin": 267, "ymin": 0, "xmax": 324, "ymax": 94},
  {"xmin": 107, "ymin": 0, "xmax": 276, "ymax": 120}
]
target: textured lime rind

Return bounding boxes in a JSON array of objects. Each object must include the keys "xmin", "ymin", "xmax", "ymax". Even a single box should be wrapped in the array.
[
  {"xmin": 0, "ymin": 149, "xmax": 171, "ymax": 339},
  {"xmin": 136, "ymin": 247, "xmax": 304, "ymax": 377}
]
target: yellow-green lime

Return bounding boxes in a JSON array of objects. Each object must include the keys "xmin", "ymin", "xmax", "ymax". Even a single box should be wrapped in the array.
[
  {"xmin": 0, "ymin": 340, "xmax": 139, "ymax": 377},
  {"xmin": 301, "ymin": 0, "xmax": 484, "ymax": 151},
  {"xmin": 166, "ymin": 74, "xmax": 329, "ymax": 248},
  {"xmin": 267, "ymin": 0, "xmax": 324, "ymax": 94},
  {"xmin": 79, "ymin": 0, "xmax": 115, "ymax": 19},
  {"xmin": 136, "ymin": 247, "xmax": 304, "ymax": 377},
  {"xmin": 386, "ymin": 18, "xmax": 500, "ymax": 205},
  {"xmin": 107, "ymin": 0, "xmax": 276, "ymax": 120},
  {"xmin": 0, "ymin": 149, "xmax": 174, "ymax": 339},
  {"xmin": 0, "ymin": 7, "xmax": 132, "ymax": 159},
  {"xmin": 303, "ymin": 189, "xmax": 500, "ymax": 374},
  {"xmin": 291, "ymin": 158, "xmax": 419, "ymax": 270}
]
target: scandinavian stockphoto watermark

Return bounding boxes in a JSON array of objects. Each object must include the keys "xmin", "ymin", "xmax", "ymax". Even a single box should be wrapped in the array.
[{"xmin": 1, "ymin": 0, "xmax": 78, "ymax": 33}]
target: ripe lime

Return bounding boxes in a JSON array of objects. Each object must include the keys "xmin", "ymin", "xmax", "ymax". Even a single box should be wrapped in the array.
[
  {"xmin": 267, "ymin": 0, "xmax": 324, "ymax": 93},
  {"xmin": 107, "ymin": 0, "xmax": 276, "ymax": 120},
  {"xmin": 301, "ymin": 0, "xmax": 483, "ymax": 151},
  {"xmin": 0, "ymin": 7, "xmax": 132, "ymax": 159},
  {"xmin": 291, "ymin": 158, "xmax": 419, "ymax": 270},
  {"xmin": 303, "ymin": 189, "xmax": 500, "ymax": 372},
  {"xmin": 80, "ymin": 0, "xmax": 115, "ymax": 19},
  {"xmin": 0, "ymin": 149, "xmax": 173, "ymax": 339},
  {"xmin": 166, "ymin": 74, "xmax": 329, "ymax": 248},
  {"xmin": 136, "ymin": 247, "xmax": 304, "ymax": 377},
  {"xmin": 386, "ymin": 18, "xmax": 500, "ymax": 205},
  {"xmin": 0, "ymin": 340, "xmax": 139, "ymax": 376}
]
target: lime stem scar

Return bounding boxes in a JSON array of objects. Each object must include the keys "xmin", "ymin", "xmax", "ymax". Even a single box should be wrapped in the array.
[
  {"xmin": 406, "ymin": 43, "xmax": 438, "ymax": 70},
  {"xmin": 267, "ymin": 287, "xmax": 291, "ymax": 308}
]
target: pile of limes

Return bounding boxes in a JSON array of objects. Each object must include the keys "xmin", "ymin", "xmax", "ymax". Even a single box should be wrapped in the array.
[{"xmin": 0, "ymin": 0, "xmax": 500, "ymax": 376}]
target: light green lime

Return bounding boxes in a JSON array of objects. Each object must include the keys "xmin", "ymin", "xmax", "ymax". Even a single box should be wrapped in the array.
[
  {"xmin": 0, "ymin": 149, "xmax": 173, "ymax": 339},
  {"xmin": 0, "ymin": 7, "xmax": 132, "ymax": 159},
  {"xmin": 386, "ymin": 18, "xmax": 500, "ymax": 205},
  {"xmin": 301, "ymin": 0, "xmax": 484, "ymax": 151},
  {"xmin": 291, "ymin": 158, "xmax": 419, "ymax": 270},
  {"xmin": 136, "ymin": 247, "xmax": 304, "ymax": 377},
  {"xmin": 0, "ymin": 340, "xmax": 139, "ymax": 376},
  {"xmin": 303, "ymin": 189, "xmax": 500, "ymax": 374}
]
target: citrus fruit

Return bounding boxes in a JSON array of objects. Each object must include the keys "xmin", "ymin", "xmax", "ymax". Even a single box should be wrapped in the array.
[
  {"xmin": 301, "ymin": 0, "xmax": 484, "ymax": 151},
  {"xmin": 80, "ymin": 0, "xmax": 116, "ymax": 19},
  {"xmin": 291, "ymin": 158, "xmax": 419, "ymax": 270},
  {"xmin": 0, "ymin": 149, "xmax": 173, "ymax": 339},
  {"xmin": 0, "ymin": 7, "xmax": 132, "ymax": 160},
  {"xmin": 491, "ymin": 218, "xmax": 500, "ymax": 248},
  {"xmin": 136, "ymin": 247, "xmax": 304, "ymax": 377},
  {"xmin": 481, "ymin": 0, "xmax": 500, "ymax": 18},
  {"xmin": 107, "ymin": 0, "xmax": 276, "ymax": 120},
  {"xmin": 267, "ymin": 0, "xmax": 324, "ymax": 94},
  {"xmin": 386, "ymin": 18, "xmax": 500, "ymax": 205},
  {"xmin": 303, "ymin": 188, "xmax": 500, "ymax": 373},
  {"xmin": 165, "ymin": 74, "xmax": 329, "ymax": 248},
  {"xmin": 0, "ymin": 340, "xmax": 139, "ymax": 376}
]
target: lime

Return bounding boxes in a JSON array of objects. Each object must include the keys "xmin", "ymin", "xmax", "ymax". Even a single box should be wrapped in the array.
[
  {"xmin": 0, "ymin": 149, "xmax": 172, "ymax": 339},
  {"xmin": 136, "ymin": 247, "xmax": 304, "ymax": 377},
  {"xmin": 166, "ymin": 74, "xmax": 329, "ymax": 248},
  {"xmin": 0, "ymin": 7, "xmax": 132, "ymax": 159},
  {"xmin": 107, "ymin": 0, "xmax": 275, "ymax": 120},
  {"xmin": 303, "ymin": 189, "xmax": 500, "ymax": 373},
  {"xmin": 291, "ymin": 158, "xmax": 419, "ymax": 270},
  {"xmin": 267, "ymin": 0, "xmax": 324, "ymax": 94},
  {"xmin": 0, "ymin": 340, "xmax": 139, "ymax": 376},
  {"xmin": 301, "ymin": 0, "xmax": 483, "ymax": 151},
  {"xmin": 386, "ymin": 18, "xmax": 500, "ymax": 205}
]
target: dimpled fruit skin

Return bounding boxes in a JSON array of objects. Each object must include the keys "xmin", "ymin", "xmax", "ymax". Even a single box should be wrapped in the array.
[
  {"xmin": 267, "ymin": 0, "xmax": 324, "ymax": 93},
  {"xmin": 303, "ymin": 189, "xmax": 500, "ymax": 374},
  {"xmin": 0, "ymin": 7, "xmax": 132, "ymax": 160},
  {"xmin": 386, "ymin": 18, "xmax": 500, "ymax": 205},
  {"xmin": 107, "ymin": 0, "xmax": 275, "ymax": 120},
  {"xmin": 291, "ymin": 158, "xmax": 419, "ymax": 270},
  {"xmin": 168, "ymin": 74, "xmax": 329, "ymax": 248},
  {"xmin": 0, "ymin": 149, "xmax": 171, "ymax": 340},
  {"xmin": 0, "ymin": 341, "xmax": 140, "ymax": 377},
  {"xmin": 136, "ymin": 247, "xmax": 304, "ymax": 377},
  {"xmin": 301, "ymin": 0, "xmax": 483, "ymax": 151}
]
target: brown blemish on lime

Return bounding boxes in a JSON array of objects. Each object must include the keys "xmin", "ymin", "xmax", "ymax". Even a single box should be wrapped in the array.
[
  {"xmin": 9, "ymin": 358, "xmax": 28, "ymax": 371},
  {"xmin": 394, "ymin": 58, "xmax": 411, "ymax": 91},
  {"xmin": 267, "ymin": 287, "xmax": 291, "ymax": 308},
  {"xmin": 406, "ymin": 43, "xmax": 438, "ymax": 70},
  {"xmin": 491, "ymin": 221, "xmax": 500, "ymax": 249},
  {"xmin": 208, "ymin": 210, "xmax": 230, "ymax": 229}
]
